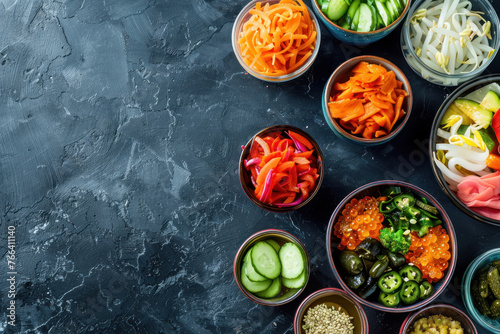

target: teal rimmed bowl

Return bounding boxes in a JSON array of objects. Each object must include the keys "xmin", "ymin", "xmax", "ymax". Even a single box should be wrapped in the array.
[{"xmin": 462, "ymin": 248, "xmax": 500, "ymax": 333}]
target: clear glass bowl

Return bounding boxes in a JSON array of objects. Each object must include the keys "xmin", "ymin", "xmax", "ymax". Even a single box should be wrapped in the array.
[
  {"xmin": 399, "ymin": 304, "xmax": 478, "ymax": 334},
  {"xmin": 429, "ymin": 74, "xmax": 500, "ymax": 226},
  {"xmin": 401, "ymin": 0, "xmax": 500, "ymax": 87},
  {"xmin": 322, "ymin": 56, "xmax": 413, "ymax": 146},
  {"xmin": 294, "ymin": 288, "xmax": 369, "ymax": 334},
  {"xmin": 462, "ymin": 248, "xmax": 500, "ymax": 333},
  {"xmin": 233, "ymin": 229, "xmax": 310, "ymax": 306},
  {"xmin": 239, "ymin": 125, "xmax": 324, "ymax": 212},
  {"xmin": 310, "ymin": 0, "xmax": 410, "ymax": 45},
  {"xmin": 231, "ymin": 0, "xmax": 321, "ymax": 82},
  {"xmin": 326, "ymin": 180, "xmax": 457, "ymax": 313}
]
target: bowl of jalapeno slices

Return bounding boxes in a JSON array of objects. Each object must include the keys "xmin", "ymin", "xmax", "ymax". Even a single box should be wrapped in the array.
[{"xmin": 326, "ymin": 180, "xmax": 457, "ymax": 313}]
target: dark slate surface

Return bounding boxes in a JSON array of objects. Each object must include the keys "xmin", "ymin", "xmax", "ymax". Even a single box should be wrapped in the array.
[{"xmin": 0, "ymin": 0, "xmax": 499, "ymax": 333}]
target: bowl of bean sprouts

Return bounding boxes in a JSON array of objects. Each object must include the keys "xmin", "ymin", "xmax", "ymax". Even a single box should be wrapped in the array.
[
  {"xmin": 430, "ymin": 74, "xmax": 500, "ymax": 225},
  {"xmin": 401, "ymin": 0, "xmax": 499, "ymax": 87}
]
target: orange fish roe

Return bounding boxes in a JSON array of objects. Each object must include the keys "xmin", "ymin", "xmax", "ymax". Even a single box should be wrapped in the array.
[
  {"xmin": 334, "ymin": 196, "xmax": 384, "ymax": 250},
  {"xmin": 405, "ymin": 225, "xmax": 451, "ymax": 283}
]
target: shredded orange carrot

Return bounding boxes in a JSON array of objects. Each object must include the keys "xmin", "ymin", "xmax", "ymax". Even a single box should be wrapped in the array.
[
  {"xmin": 237, "ymin": 0, "xmax": 317, "ymax": 76},
  {"xmin": 328, "ymin": 61, "xmax": 408, "ymax": 140}
]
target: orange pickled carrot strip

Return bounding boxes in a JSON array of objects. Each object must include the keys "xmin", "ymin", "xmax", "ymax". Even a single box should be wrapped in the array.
[
  {"xmin": 276, "ymin": 160, "xmax": 295, "ymax": 172},
  {"xmin": 288, "ymin": 130, "xmax": 313, "ymax": 149},
  {"xmin": 328, "ymin": 99, "xmax": 365, "ymax": 122},
  {"xmin": 256, "ymin": 157, "xmax": 281, "ymax": 185}
]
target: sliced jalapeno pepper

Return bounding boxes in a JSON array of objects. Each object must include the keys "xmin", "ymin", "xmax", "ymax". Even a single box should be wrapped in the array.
[
  {"xmin": 400, "ymin": 280, "xmax": 420, "ymax": 304},
  {"xmin": 378, "ymin": 271, "xmax": 402, "ymax": 294},
  {"xmin": 403, "ymin": 206, "xmax": 421, "ymax": 224},
  {"xmin": 379, "ymin": 291, "xmax": 400, "ymax": 308},
  {"xmin": 379, "ymin": 200, "xmax": 397, "ymax": 214},
  {"xmin": 419, "ymin": 280, "xmax": 434, "ymax": 300},
  {"xmin": 411, "ymin": 216, "xmax": 434, "ymax": 238},
  {"xmin": 415, "ymin": 199, "xmax": 439, "ymax": 215},
  {"xmin": 393, "ymin": 193, "xmax": 415, "ymax": 211},
  {"xmin": 369, "ymin": 255, "xmax": 389, "ymax": 278},
  {"xmin": 399, "ymin": 265, "xmax": 422, "ymax": 283},
  {"xmin": 381, "ymin": 186, "xmax": 402, "ymax": 197},
  {"xmin": 339, "ymin": 250, "xmax": 364, "ymax": 275}
]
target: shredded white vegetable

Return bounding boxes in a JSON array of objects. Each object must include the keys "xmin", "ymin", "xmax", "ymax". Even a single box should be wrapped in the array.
[{"xmin": 407, "ymin": 0, "xmax": 495, "ymax": 84}]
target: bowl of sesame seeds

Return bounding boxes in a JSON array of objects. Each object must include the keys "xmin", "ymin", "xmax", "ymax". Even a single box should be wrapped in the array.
[{"xmin": 293, "ymin": 287, "xmax": 369, "ymax": 334}]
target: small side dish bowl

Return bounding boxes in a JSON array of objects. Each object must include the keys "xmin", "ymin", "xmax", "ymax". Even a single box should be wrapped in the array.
[
  {"xmin": 294, "ymin": 288, "xmax": 369, "ymax": 334},
  {"xmin": 232, "ymin": 0, "xmax": 321, "ymax": 82},
  {"xmin": 233, "ymin": 229, "xmax": 310, "ymax": 306},
  {"xmin": 430, "ymin": 74, "xmax": 500, "ymax": 226},
  {"xmin": 401, "ymin": 0, "xmax": 499, "ymax": 86},
  {"xmin": 311, "ymin": 0, "xmax": 410, "ymax": 45},
  {"xmin": 322, "ymin": 55, "xmax": 413, "ymax": 146},
  {"xmin": 239, "ymin": 125, "xmax": 324, "ymax": 212},
  {"xmin": 399, "ymin": 304, "xmax": 478, "ymax": 334},
  {"xmin": 462, "ymin": 248, "xmax": 500, "ymax": 333},
  {"xmin": 326, "ymin": 180, "xmax": 457, "ymax": 313}
]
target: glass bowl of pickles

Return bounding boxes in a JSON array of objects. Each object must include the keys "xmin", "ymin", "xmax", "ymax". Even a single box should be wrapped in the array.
[{"xmin": 462, "ymin": 248, "xmax": 500, "ymax": 333}]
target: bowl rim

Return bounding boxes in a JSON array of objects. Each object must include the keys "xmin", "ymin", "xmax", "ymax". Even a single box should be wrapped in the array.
[
  {"xmin": 401, "ymin": 0, "xmax": 500, "ymax": 82},
  {"xmin": 238, "ymin": 124, "xmax": 325, "ymax": 212},
  {"xmin": 233, "ymin": 228, "xmax": 310, "ymax": 306},
  {"xmin": 399, "ymin": 303, "xmax": 478, "ymax": 334},
  {"xmin": 231, "ymin": 0, "xmax": 321, "ymax": 83},
  {"xmin": 293, "ymin": 287, "xmax": 369, "ymax": 334},
  {"xmin": 429, "ymin": 73, "xmax": 500, "ymax": 226},
  {"xmin": 322, "ymin": 55, "xmax": 413, "ymax": 145},
  {"xmin": 326, "ymin": 180, "xmax": 457, "ymax": 313},
  {"xmin": 310, "ymin": 0, "xmax": 411, "ymax": 36},
  {"xmin": 461, "ymin": 248, "xmax": 500, "ymax": 333}
]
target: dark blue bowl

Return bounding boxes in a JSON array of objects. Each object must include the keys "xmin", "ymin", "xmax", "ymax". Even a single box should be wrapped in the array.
[{"xmin": 310, "ymin": 0, "xmax": 410, "ymax": 45}]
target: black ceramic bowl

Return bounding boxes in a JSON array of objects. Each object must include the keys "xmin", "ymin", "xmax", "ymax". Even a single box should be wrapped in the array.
[
  {"xmin": 430, "ymin": 74, "xmax": 500, "ymax": 225},
  {"xmin": 326, "ymin": 180, "xmax": 457, "ymax": 313},
  {"xmin": 239, "ymin": 125, "xmax": 324, "ymax": 212}
]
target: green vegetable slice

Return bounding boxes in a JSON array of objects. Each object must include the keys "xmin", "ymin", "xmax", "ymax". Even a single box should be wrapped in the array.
[
  {"xmin": 279, "ymin": 242, "xmax": 305, "ymax": 279},
  {"xmin": 251, "ymin": 241, "xmax": 282, "ymax": 279}
]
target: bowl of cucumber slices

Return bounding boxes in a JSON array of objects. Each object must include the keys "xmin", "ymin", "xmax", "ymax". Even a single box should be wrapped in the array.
[
  {"xmin": 311, "ymin": 0, "xmax": 410, "ymax": 45},
  {"xmin": 233, "ymin": 229, "xmax": 310, "ymax": 306}
]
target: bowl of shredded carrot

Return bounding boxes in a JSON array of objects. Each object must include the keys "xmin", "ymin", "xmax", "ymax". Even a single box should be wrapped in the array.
[
  {"xmin": 326, "ymin": 180, "xmax": 457, "ymax": 313},
  {"xmin": 322, "ymin": 55, "xmax": 413, "ymax": 145},
  {"xmin": 232, "ymin": 0, "xmax": 320, "ymax": 82},
  {"xmin": 239, "ymin": 125, "xmax": 324, "ymax": 212}
]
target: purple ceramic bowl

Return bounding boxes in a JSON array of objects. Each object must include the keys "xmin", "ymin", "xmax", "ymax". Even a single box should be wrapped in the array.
[
  {"xmin": 399, "ymin": 304, "xmax": 478, "ymax": 334},
  {"xmin": 294, "ymin": 288, "xmax": 369, "ymax": 334},
  {"xmin": 326, "ymin": 180, "xmax": 457, "ymax": 313}
]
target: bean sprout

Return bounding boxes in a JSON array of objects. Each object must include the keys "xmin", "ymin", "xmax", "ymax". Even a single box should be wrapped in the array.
[{"xmin": 408, "ymin": 0, "xmax": 494, "ymax": 82}]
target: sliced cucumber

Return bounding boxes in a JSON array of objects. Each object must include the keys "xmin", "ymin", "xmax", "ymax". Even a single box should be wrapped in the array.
[
  {"xmin": 385, "ymin": 0, "xmax": 398, "ymax": 22},
  {"xmin": 279, "ymin": 242, "xmax": 305, "ymax": 279},
  {"xmin": 282, "ymin": 270, "xmax": 307, "ymax": 289},
  {"xmin": 389, "ymin": 0, "xmax": 402, "ymax": 14},
  {"xmin": 374, "ymin": 0, "xmax": 391, "ymax": 27},
  {"xmin": 255, "ymin": 277, "xmax": 282, "ymax": 298},
  {"xmin": 251, "ymin": 241, "xmax": 281, "ymax": 279},
  {"xmin": 346, "ymin": 0, "xmax": 361, "ymax": 26},
  {"xmin": 265, "ymin": 239, "xmax": 281, "ymax": 253},
  {"xmin": 326, "ymin": 0, "xmax": 349, "ymax": 21},
  {"xmin": 351, "ymin": 7, "xmax": 361, "ymax": 30},
  {"xmin": 241, "ymin": 262, "xmax": 272, "ymax": 293},
  {"xmin": 244, "ymin": 248, "xmax": 268, "ymax": 282},
  {"xmin": 377, "ymin": 13, "xmax": 384, "ymax": 29},
  {"xmin": 321, "ymin": 0, "xmax": 330, "ymax": 15},
  {"xmin": 338, "ymin": 16, "xmax": 350, "ymax": 29},
  {"xmin": 356, "ymin": 3, "xmax": 377, "ymax": 32}
]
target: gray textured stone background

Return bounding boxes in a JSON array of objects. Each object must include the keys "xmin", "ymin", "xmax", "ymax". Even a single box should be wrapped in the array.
[{"xmin": 0, "ymin": 0, "xmax": 499, "ymax": 333}]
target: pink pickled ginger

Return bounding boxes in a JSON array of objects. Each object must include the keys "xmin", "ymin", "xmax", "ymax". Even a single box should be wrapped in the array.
[{"xmin": 456, "ymin": 171, "xmax": 500, "ymax": 220}]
